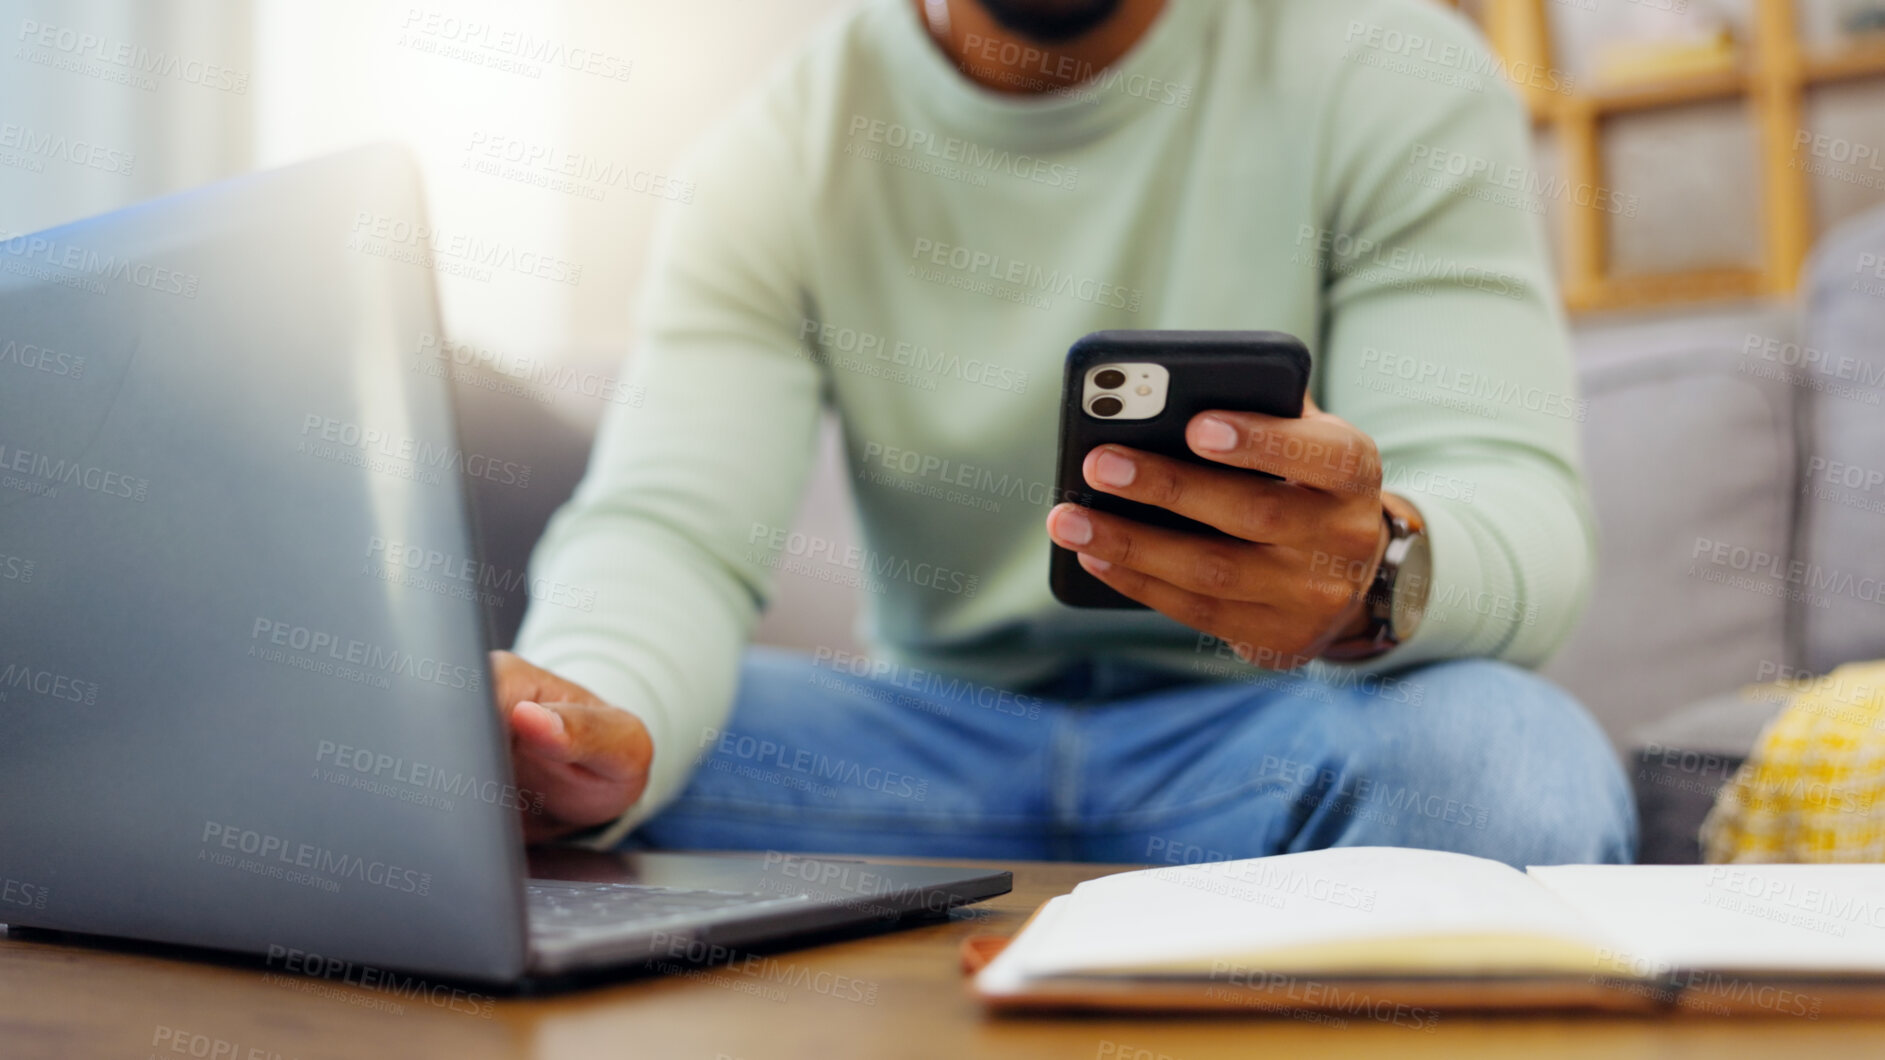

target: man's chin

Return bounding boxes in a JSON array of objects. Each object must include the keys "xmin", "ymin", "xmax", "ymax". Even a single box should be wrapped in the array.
[{"xmin": 971, "ymin": 0, "xmax": 1125, "ymax": 44}]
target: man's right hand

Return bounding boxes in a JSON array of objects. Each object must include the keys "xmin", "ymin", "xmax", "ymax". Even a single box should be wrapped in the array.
[{"xmin": 489, "ymin": 650, "xmax": 653, "ymax": 844}]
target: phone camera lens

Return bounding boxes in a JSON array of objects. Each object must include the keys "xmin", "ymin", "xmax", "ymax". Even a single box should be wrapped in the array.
[
  {"xmin": 1094, "ymin": 368, "xmax": 1127, "ymax": 390},
  {"xmin": 1090, "ymin": 395, "xmax": 1124, "ymax": 417}
]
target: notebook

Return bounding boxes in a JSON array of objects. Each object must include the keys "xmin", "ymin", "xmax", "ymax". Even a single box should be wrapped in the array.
[{"xmin": 971, "ymin": 847, "xmax": 1885, "ymax": 1016}]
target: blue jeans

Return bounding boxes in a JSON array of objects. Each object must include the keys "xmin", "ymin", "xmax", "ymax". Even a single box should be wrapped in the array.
[{"xmin": 634, "ymin": 648, "xmax": 1637, "ymax": 867}]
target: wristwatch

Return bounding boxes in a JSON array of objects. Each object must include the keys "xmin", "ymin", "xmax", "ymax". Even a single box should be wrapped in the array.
[{"xmin": 1323, "ymin": 499, "xmax": 1431, "ymax": 661}]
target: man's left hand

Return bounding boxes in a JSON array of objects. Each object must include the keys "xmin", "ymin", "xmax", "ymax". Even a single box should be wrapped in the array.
[{"xmin": 1045, "ymin": 395, "xmax": 1391, "ymax": 668}]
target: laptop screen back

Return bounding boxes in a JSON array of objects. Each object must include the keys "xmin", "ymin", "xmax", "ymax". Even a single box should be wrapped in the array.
[{"xmin": 0, "ymin": 145, "xmax": 529, "ymax": 981}]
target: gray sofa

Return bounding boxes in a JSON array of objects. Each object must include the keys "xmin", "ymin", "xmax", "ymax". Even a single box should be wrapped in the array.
[
  {"xmin": 1550, "ymin": 205, "xmax": 1885, "ymax": 861},
  {"xmin": 453, "ymin": 205, "xmax": 1885, "ymax": 864}
]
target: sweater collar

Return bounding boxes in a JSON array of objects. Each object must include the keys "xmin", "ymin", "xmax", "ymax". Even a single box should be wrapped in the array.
[{"xmin": 875, "ymin": 0, "xmax": 1208, "ymax": 152}]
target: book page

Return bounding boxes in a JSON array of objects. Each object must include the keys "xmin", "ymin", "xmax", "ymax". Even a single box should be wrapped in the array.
[
  {"xmin": 992, "ymin": 847, "xmax": 1611, "ymax": 981},
  {"xmin": 1527, "ymin": 864, "xmax": 1885, "ymax": 975},
  {"xmin": 976, "ymin": 894, "xmax": 1071, "ymax": 996}
]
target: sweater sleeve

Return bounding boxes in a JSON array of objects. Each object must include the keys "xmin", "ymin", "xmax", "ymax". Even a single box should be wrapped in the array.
[
  {"xmin": 512, "ymin": 93, "xmax": 824, "ymax": 847},
  {"xmin": 1309, "ymin": 3, "xmax": 1595, "ymax": 674}
]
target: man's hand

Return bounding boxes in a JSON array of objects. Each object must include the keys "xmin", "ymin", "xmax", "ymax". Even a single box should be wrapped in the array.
[
  {"xmin": 1045, "ymin": 395, "xmax": 1392, "ymax": 668},
  {"xmin": 490, "ymin": 650, "xmax": 653, "ymax": 844}
]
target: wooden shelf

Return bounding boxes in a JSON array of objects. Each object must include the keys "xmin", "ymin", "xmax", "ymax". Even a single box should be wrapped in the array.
[
  {"xmin": 1474, "ymin": 0, "xmax": 1885, "ymax": 314},
  {"xmin": 1803, "ymin": 38, "xmax": 1885, "ymax": 84},
  {"xmin": 1534, "ymin": 68, "xmax": 1749, "ymax": 121},
  {"xmin": 1564, "ymin": 267, "xmax": 1766, "ymax": 315}
]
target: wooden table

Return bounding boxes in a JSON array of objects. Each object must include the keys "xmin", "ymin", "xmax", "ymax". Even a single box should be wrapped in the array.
[{"xmin": 4, "ymin": 858, "xmax": 1882, "ymax": 1059}]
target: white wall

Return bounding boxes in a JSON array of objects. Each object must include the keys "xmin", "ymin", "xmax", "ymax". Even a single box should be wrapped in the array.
[
  {"xmin": 247, "ymin": 0, "xmax": 852, "ymax": 432},
  {"xmin": 0, "ymin": 0, "xmax": 253, "ymax": 236},
  {"xmin": 11, "ymin": 0, "xmax": 1885, "ymax": 351}
]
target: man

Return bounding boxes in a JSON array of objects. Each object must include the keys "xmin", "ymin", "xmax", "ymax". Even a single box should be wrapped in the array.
[{"xmin": 493, "ymin": 0, "xmax": 1636, "ymax": 866}]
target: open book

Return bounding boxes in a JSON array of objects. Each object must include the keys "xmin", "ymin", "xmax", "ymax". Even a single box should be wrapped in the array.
[{"xmin": 973, "ymin": 847, "xmax": 1885, "ymax": 1016}]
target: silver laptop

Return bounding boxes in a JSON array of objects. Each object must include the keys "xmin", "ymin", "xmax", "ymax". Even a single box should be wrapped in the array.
[{"xmin": 0, "ymin": 145, "xmax": 1009, "ymax": 983}]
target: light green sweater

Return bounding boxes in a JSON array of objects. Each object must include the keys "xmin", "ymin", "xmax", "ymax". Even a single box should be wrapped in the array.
[{"xmin": 515, "ymin": 0, "xmax": 1595, "ymax": 841}]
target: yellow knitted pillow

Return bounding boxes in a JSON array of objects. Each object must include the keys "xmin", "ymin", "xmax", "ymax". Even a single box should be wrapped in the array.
[{"xmin": 1701, "ymin": 661, "xmax": 1885, "ymax": 864}]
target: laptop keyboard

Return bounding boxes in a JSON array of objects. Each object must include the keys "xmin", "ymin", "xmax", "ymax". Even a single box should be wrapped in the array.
[{"xmin": 525, "ymin": 879, "xmax": 808, "ymax": 937}]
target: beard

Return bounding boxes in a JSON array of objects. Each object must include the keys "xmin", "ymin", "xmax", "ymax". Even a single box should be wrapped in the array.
[{"xmin": 971, "ymin": 0, "xmax": 1125, "ymax": 43}]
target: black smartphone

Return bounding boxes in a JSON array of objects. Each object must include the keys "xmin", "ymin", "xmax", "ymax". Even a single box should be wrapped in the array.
[{"xmin": 1049, "ymin": 330, "xmax": 1312, "ymax": 609}]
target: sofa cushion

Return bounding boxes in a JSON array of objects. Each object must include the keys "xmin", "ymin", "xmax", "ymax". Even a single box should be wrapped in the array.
[
  {"xmin": 448, "ymin": 363, "xmax": 596, "ymax": 649},
  {"xmin": 1545, "ymin": 309, "xmax": 1799, "ymax": 747},
  {"xmin": 1626, "ymin": 685, "xmax": 1789, "ymax": 864},
  {"xmin": 1795, "ymin": 205, "xmax": 1885, "ymax": 676}
]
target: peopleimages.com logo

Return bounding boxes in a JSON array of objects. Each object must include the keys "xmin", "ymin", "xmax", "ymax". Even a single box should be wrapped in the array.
[
  {"xmin": 0, "ymin": 121, "xmax": 135, "ymax": 175},
  {"xmin": 200, "ymin": 820, "xmax": 432, "ymax": 895},
  {"xmin": 299, "ymin": 413, "xmax": 532, "ymax": 488},
  {"xmin": 0, "ymin": 440, "xmax": 150, "ymax": 503},
  {"xmin": 396, "ymin": 7, "xmax": 634, "ymax": 82},
  {"xmin": 0, "ymin": 661, "xmax": 100, "ymax": 705},
  {"xmin": 15, "ymin": 18, "xmax": 251, "ymax": 94},
  {"xmin": 249, "ymin": 617, "xmax": 484, "ymax": 692},
  {"xmin": 0, "ymin": 232, "xmax": 199, "ymax": 296},
  {"xmin": 1, "ymin": 876, "xmax": 49, "ymax": 910},
  {"xmin": 348, "ymin": 211, "xmax": 583, "ymax": 287},
  {"xmin": 0, "ymin": 337, "xmax": 85, "ymax": 378},
  {"xmin": 315, "ymin": 739, "xmax": 544, "ymax": 814}
]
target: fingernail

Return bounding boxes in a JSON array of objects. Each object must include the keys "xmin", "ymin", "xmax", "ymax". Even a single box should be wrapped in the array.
[
  {"xmin": 1193, "ymin": 416, "xmax": 1238, "ymax": 452},
  {"xmin": 1051, "ymin": 507, "xmax": 1093, "ymax": 546},
  {"xmin": 1092, "ymin": 449, "xmax": 1136, "ymax": 488},
  {"xmin": 1079, "ymin": 554, "xmax": 1112, "ymax": 573},
  {"xmin": 516, "ymin": 700, "xmax": 565, "ymax": 735}
]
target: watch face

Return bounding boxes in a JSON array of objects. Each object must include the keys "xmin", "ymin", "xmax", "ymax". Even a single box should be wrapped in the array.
[{"xmin": 1390, "ymin": 531, "xmax": 1433, "ymax": 641}]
